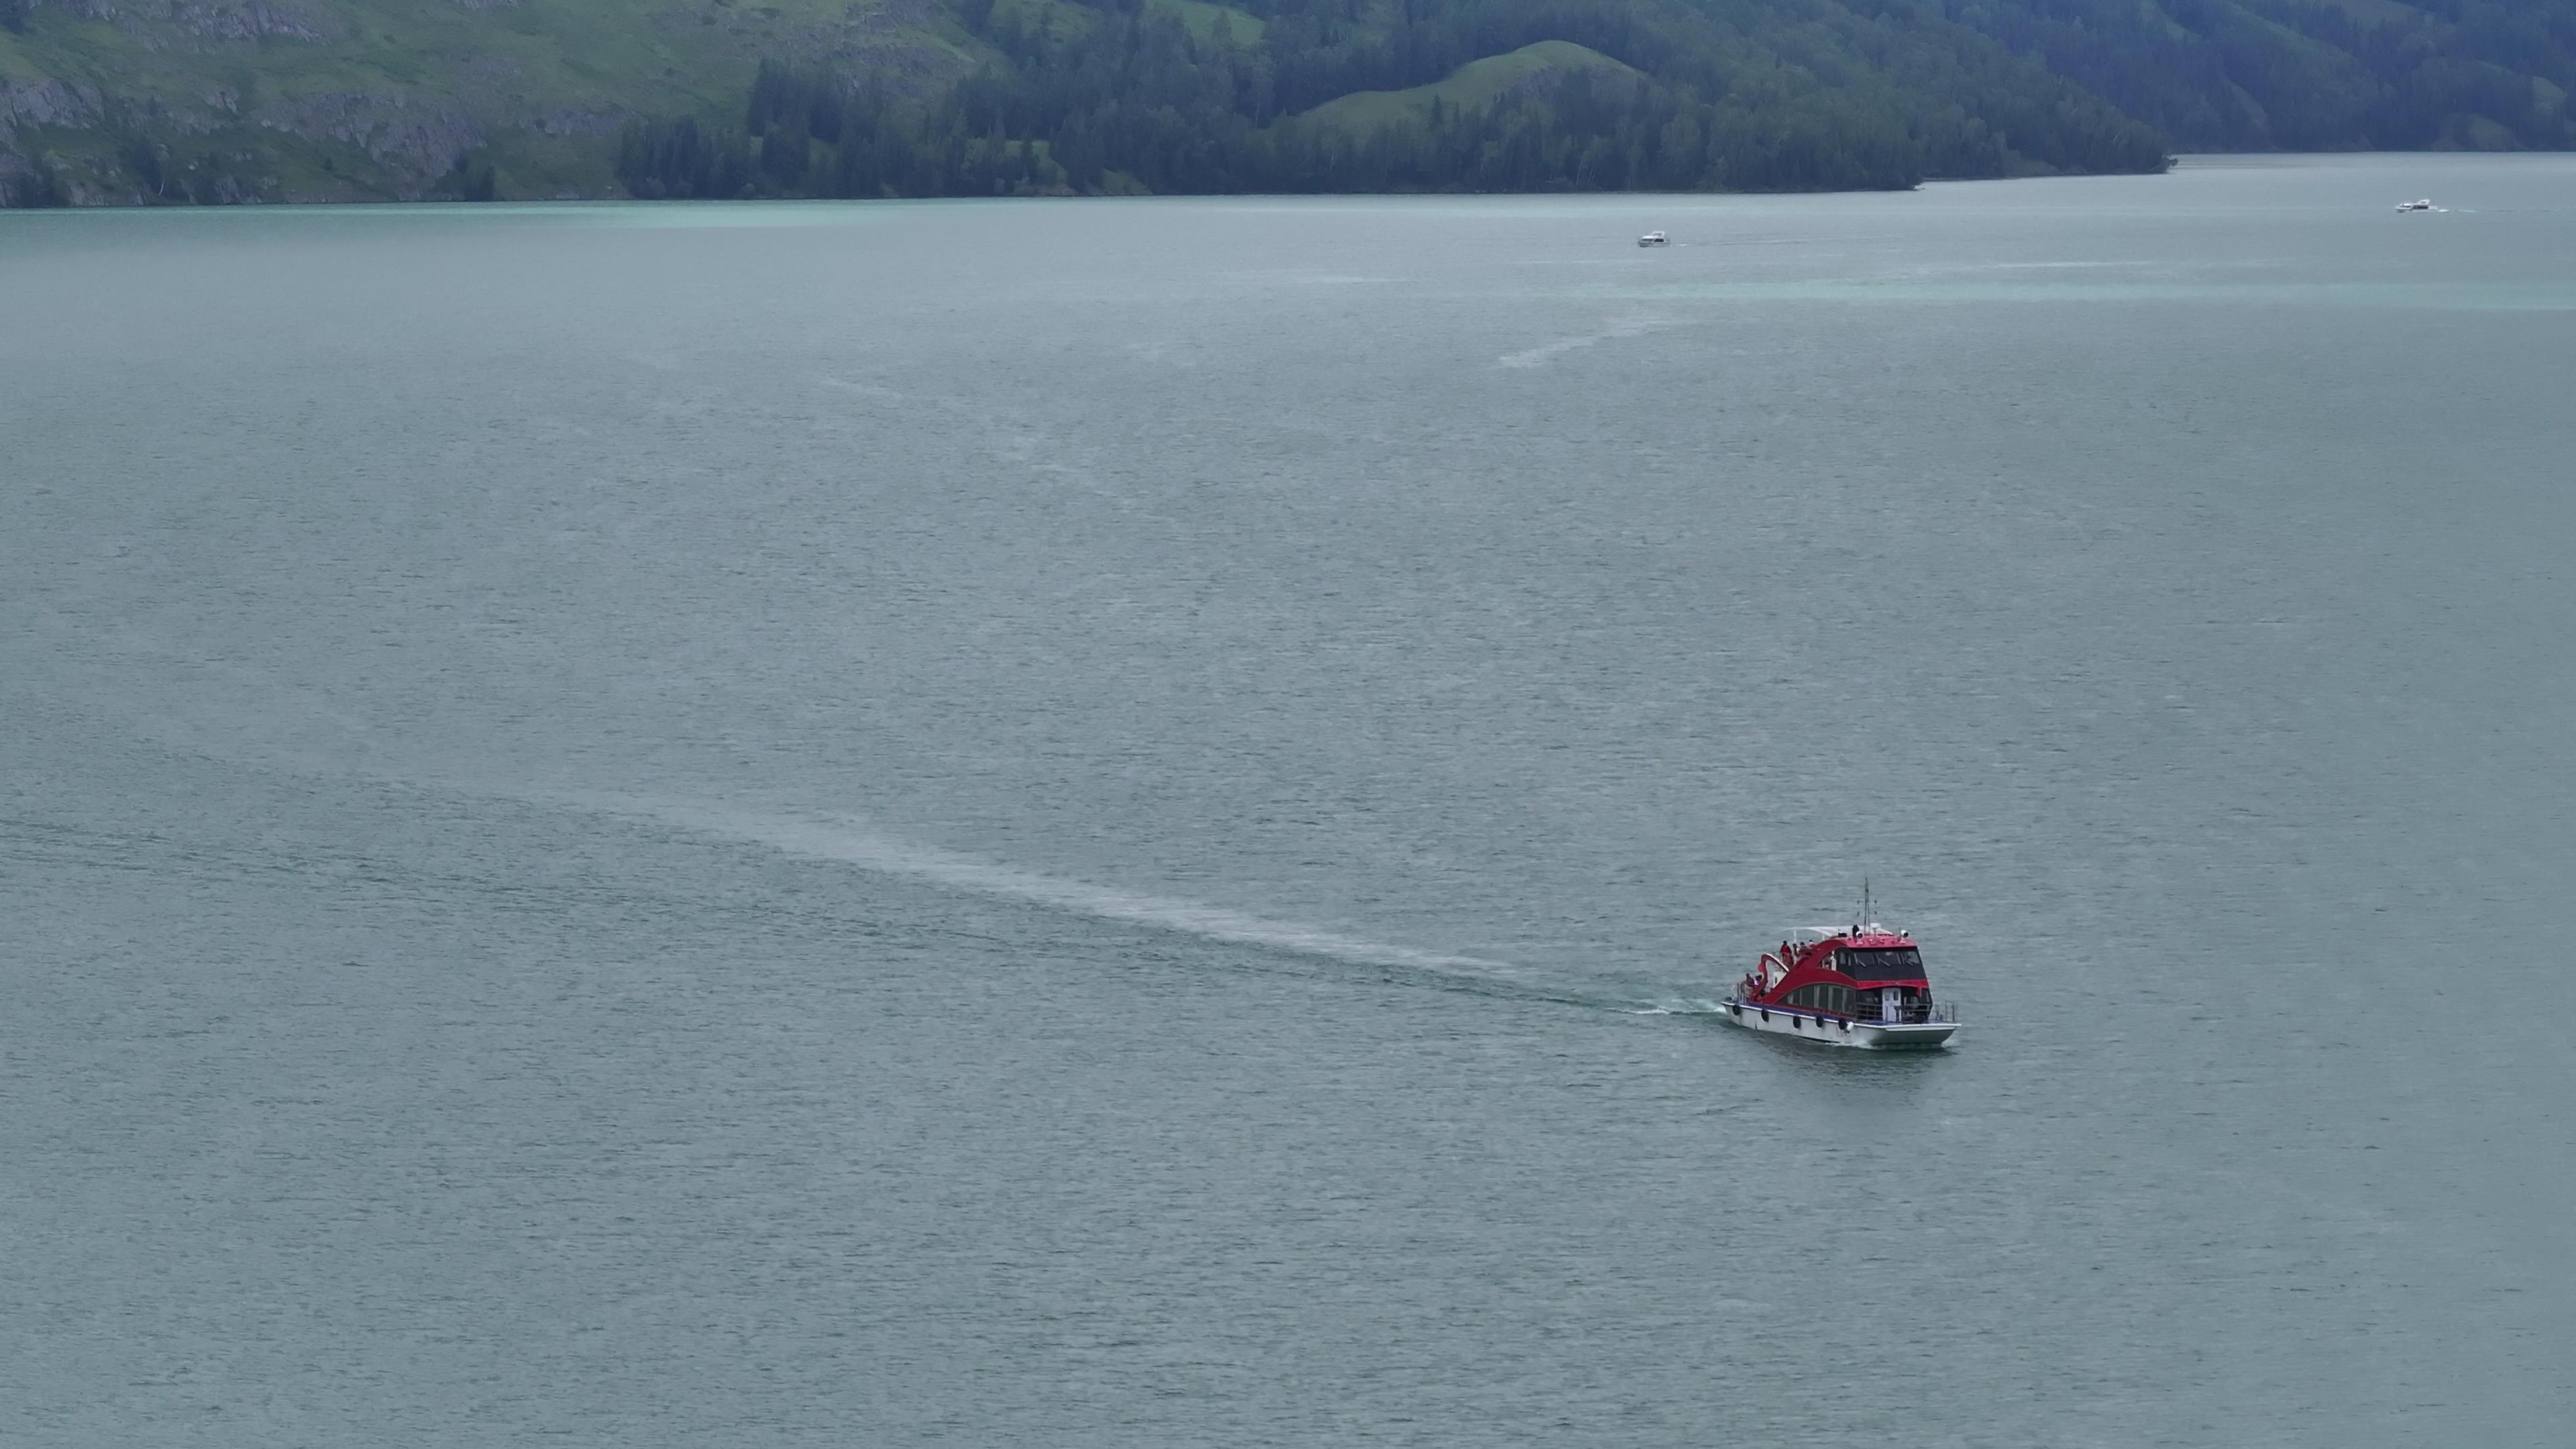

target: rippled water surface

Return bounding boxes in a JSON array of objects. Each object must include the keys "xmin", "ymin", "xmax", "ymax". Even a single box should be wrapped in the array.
[{"xmin": 6, "ymin": 154, "xmax": 2573, "ymax": 1444}]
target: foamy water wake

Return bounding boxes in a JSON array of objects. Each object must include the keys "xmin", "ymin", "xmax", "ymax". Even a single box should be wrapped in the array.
[
  {"xmin": 1497, "ymin": 315, "xmax": 1678, "ymax": 368},
  {"xmin": 549, "ymin": 790, "xmax": 1546, "ymax": 987}
]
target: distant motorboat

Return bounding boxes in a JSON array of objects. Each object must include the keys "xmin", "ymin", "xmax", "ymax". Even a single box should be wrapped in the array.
[
  {"xmin": 1637, "ymin": 230, "xmax": 1669, "ymax": 247},
  {"xmin": 2396, "ymin": 198, "xmax": 2434, "ymax": 212}
]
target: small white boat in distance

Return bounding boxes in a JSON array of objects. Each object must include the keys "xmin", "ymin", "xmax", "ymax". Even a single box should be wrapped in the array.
[
  {"xmin": 1638, "ymin": 230, "xmax": 1669, "ymax": 247},
  {"xmin": 2396, "ymin": 198, "xmax": 2434, "ymax": 212}
]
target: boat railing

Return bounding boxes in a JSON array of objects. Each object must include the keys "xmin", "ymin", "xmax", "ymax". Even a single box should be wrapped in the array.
[
  {"xmin": 1855, "ymin": 1000, "xmax": 1958, "ymax": 1026},
  {"xmin": 1799, "ymin": 998, "xmax": 1961, "ymax": 1026},
  {"xmin": 1730, "ymin": 996, "xmax": 1961, "ymax": 1026}
]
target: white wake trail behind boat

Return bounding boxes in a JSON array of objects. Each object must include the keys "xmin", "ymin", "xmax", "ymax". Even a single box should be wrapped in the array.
[{"xmin": 553, "ymin": 790, "xmax": 1553, "ymax": 991}]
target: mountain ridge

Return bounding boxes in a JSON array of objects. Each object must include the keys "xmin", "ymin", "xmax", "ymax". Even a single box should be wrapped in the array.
[{"xmin": 1, "ymin": 0, "xmax": 2567, "ymax": 205}]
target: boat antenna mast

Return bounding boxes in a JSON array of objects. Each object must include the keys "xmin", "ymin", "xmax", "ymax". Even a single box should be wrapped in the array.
[{"xmin": 1861, "ymin": 877, "xmax": 1871, "ymax": 932}]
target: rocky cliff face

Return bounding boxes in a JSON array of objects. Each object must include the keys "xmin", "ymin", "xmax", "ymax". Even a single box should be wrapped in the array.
[
  {"xmin": 266, "ymin": 91, "xmax": 486, "ymax": 191},
  {"xmin": 1, "ymin": 76, "xmax": 103, "ymax": 133}
]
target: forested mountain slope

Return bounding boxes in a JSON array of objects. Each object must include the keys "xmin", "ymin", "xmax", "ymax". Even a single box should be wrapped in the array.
[
  {"xmin": 0, "ymin": 0, "xmax": 967, "ymax": 204},
  {"xmin": 1939, "ymin": 0, "xmax": 2575, "ymax": 150},
  {"xmin": 0, "ymin": 0, "xmax": 2564, "ymax": 205}
]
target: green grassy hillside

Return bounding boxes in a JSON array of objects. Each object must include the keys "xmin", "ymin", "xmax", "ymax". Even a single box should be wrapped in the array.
[{"xmin": 1299, "ymin": 41, "xmax": 1646, "ymax": 136}]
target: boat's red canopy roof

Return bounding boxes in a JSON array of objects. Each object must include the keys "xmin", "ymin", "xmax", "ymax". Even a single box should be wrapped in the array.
[{"xmin": 1755, "ymin": 930, "xmax": 1931, "ymax": 998}]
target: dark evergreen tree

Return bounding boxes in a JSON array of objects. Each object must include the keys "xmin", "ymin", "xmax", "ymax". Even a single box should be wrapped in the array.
[
  {"xmin": 614, "ymin": 117, "xmax": 755, "ymax": 199},
  {"xmin": 623, "ymin": 0, "xmax": 2182, "ymax": 203}
]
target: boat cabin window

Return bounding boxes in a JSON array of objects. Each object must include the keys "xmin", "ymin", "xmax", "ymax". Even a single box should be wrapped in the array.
[
  {"xmin": 1785, "ymin": 983, "xmax": 1856, "ymax": 1014},
  {"xmin": 1835, "ymin": 947, "xmax": 1925, "ymax": 981}
]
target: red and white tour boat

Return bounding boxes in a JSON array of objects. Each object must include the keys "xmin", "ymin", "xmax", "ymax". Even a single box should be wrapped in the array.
[{"xmin": 1721, "ymin": 920, "xmax": 1959, "ymax": 1049}]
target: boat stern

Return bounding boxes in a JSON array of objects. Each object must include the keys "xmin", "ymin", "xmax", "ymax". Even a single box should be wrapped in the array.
[{"xmin": 1846, "ymin": 1020, "xmax": 1957, "ymax": 1049}]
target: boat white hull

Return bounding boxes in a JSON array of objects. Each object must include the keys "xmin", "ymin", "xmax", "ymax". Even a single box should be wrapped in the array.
[{"xmin": 1719, "ymin": 998, "xmax": 1955, "ymax": 1050}]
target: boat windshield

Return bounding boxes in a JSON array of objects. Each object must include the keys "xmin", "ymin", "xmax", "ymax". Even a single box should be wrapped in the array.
[{"xmin": 1836, "ymin": 947, "xmax": 1925, "ymax": 981}]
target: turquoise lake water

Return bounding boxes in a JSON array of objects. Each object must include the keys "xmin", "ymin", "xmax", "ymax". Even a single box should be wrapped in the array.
[{"xmin": 5, "ymin": 153, "xmax": 2573, "ymax": 1444}]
